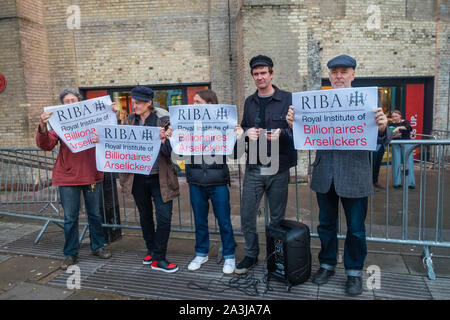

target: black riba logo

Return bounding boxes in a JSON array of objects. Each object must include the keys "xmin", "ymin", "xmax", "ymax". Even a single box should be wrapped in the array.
[{"xmin": 347, "ymin": 90, "xmax": 367, "ymax": 107}]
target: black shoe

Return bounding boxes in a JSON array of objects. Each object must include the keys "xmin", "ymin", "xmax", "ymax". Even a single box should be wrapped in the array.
[
  {"xmin": 408, "ymin": 185, "xmax": 415, "ymax": 190},
  {"xmin": 373, "ymin": 182, "xmax": 385, "ymax": 189},
  {"xmin": 235, "ymin": 256, "xmax": 258, "ymax": 274},
  {"xmin": 393, "ymin": 184, "xmax": 402, "ymax": 189},
  {"xmin": 151, "ymin": 260, "xmax": 179, "ymax": 273},
  {"xmin": 345, "ymin": 276, "xmax": 363, "ymax": 296},
  {"xmin": 311, "ymin": 267, "xmax": 335, "ymax": 285}
]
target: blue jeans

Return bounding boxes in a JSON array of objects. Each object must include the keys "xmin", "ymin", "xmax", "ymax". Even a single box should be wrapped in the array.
[
  {"xmin": 59, "ymin": 183, "xmax": 105, "ymax": 258},
  {"xmin": 189, "ymin": 184, "xmax": 235, "ymax": 259},
  {"xmin": 132, "ymin": 174, "xmax": 173, "ymax": 261},
  {"xmin": 316, "ymin": 183, "xmax": 368, "ymax": 277},
  {"xmin": 392, "ymin": 144, "xmax": 416, "ymax": 187}
]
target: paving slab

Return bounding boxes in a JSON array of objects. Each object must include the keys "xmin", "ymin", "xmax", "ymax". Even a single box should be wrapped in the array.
[
  {"xmin": 365, "ymin": 252, "xmax": 409, "ymax": 274},
  {"xmin": 65, "ymin": 289, "xmax": 135, "ymax": 300},
  {"xmin": 1, "ymin": 220, "xmax": 450, "ymax": 300},
  {"xmin": 0, "ymin": 254, "xmax": 12, "ymax": 264},
  {"xmin": 373, "ymin": 273, "xmax": 431, "ymax": 300},
  {"xmin": 0, "ymin": 282, "xmax": 73, "ymax": 300},
  {"xmin": 0, "ymin": 255, "xmax": 60, "ymax": 291},
  {"xmin": 424, "ymin": 277, "xmax": 450, "ymax": 300},
  {"xmin": 0, "ymin": 222, "xmax": 42, "ymax": 247},
  {"xmin": 402, "ymin": 255, "xmax": 450, "ymax": 277}
]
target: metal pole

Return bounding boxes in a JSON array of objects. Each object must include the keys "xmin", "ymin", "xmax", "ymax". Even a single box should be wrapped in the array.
[{"xmin": 34, "ymin": 220, "xmax": 51, "ymax": 244}]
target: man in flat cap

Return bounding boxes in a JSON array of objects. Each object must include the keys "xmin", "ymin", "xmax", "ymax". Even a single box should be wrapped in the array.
[
  {"xmin": 287, "ymin": 54, "xmax": 391, "ymax": 295},
  {"xmin": 235, "ymin": 55, "xmax": 297, "ymax": 274}
]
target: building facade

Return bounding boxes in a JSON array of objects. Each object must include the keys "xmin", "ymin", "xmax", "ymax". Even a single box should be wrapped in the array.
[{"xmin": 1, "ymin": 0, "xmax": 449, "ymax": 156}]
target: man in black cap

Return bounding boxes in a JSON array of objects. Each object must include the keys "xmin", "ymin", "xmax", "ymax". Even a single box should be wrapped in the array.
[
  {"xmin": 235, "ymin": 55, "xmax": 297, "ymax": 274},
  {"xmin": 286, "ymin": 54, "xmax": 391, "ymax": 295}
]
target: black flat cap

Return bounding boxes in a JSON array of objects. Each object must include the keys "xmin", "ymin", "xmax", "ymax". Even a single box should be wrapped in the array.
[
  {"xmin": 131, "ymin": 86, "xmax": 154, "ymax": 101},
  {"xmin": 327, "ymin": 54, "xmax": 357, "ymax": 69},
  {"xmin": 249, "ymin": 55, "xmax": 273, "ymax": 69}
]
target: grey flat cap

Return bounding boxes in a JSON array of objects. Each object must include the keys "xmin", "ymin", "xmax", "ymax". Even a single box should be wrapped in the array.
[{"xmin": 327, "ymin": 55, "xmax": 357, "ymax": 69}]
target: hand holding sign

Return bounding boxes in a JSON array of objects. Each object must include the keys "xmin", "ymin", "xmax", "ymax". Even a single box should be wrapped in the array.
[
  {"xmin": 235, "ymin": 125, "xmax": 244, "ymax": 140},
  {"xmin": 39, "ymin": 111, "xmax": 53, "ymax": 133},
  {"xmin": 95, "ymin": 124, "xmax": 161, "ymax": 175},
  {"xmin": 44, "ymin": 96, "xmax": 117, "ymax": 153},
  {"xmin": 374, "ymin": 107, "xmax": 387, "ymax": 132},
  {"xmin": 292, "ymin": 87, "xmax": 379, "ymax": 151},
  {"xmin": 247, "ymin": 127, "xmax": 261, "ymax": 141},
  {"xmin": 286, "ymin": 105, "xmax": 294, "ymax": 128},
  {"xmin": 265, "ymin": 128, "xmax": 281, "ymax": 141},
  {"xmin": 169, "ymin": 104, "xmax": 238, "ymax": 155}
]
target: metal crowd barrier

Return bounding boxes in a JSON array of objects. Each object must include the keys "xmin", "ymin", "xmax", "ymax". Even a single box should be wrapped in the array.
[
  {"xmin": 432, "ymin": 130, "xmax": 450, "ymax": 140},
  {"xmin": 0, "ymin": 140, "xmax": 449, "ymax": 280}
]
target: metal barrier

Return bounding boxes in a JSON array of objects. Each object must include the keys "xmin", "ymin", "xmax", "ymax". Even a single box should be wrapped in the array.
[
  {"xmin": 0, "ymin": 140, "xmax": 449, "ymax": 280},
  {"xmin": 369, "ymin": 140, "xmax": 449, "ymax": 280},
  {"xmin": 432, "ymin": 130, "xmax": 450, "ymax": 140}
]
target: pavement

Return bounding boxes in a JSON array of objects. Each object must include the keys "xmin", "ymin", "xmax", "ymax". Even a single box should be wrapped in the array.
[{"xmin": 1, "ymin": 214, "xmax": 450, "ymax": 301}]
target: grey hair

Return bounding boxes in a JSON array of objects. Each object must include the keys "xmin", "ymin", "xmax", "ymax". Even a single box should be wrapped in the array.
[{"xmin": 59, "ymin": 88, "xmax": 83, "ymax": 103}]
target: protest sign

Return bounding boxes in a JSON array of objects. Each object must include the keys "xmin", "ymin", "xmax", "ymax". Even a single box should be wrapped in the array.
[
  {"xmin": 44, "ymin": 96, "xmax": 117, "ymax": 153},
  {"xmin": 169, "ymin": 104, "xmax": 237, "ymax": 155},
  {"xmin": 95, "ymin": 124, "xmax": 161, "ymax": 175},
  {"xmin": 292, "ymin": 87, "xmax": 378, "ymax": 151}
]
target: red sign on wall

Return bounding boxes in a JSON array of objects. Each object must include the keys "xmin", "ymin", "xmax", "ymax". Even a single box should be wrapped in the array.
[
  {"xmin": 405, "ymin": 83, "xmax": 424, "ymax": 159},
  {"xmin": 0, "ymin": 73, "xmax": 6, "ymax": 92}
]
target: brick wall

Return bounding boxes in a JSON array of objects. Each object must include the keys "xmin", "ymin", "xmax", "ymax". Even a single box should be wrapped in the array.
[
  {"xmin": 0, "ymin": 0, "xmax": 448, "ymax": 150},
  {"xmin": 237, "ymin": 0, "xmax": 449, "ymax": 178},
  {"xmin": 44, "ymin": 0, "xmax": 220, "ymax": 97},
  {"xmin": 0, "ymin": 16, "xmax": 28, "ymax": 147},
  {"xmin": 433, "ymin": 18, "xmax": 450, "ymax": 132},
  {"xmin": 18, "ymin": 0, "xmax": 53, "ymax": 145},
  {"xmin": 0, "ymin": 0, "xmax": 52, "ymax": 147}
]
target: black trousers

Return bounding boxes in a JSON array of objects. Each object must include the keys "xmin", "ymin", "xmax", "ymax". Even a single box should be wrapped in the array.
[
  {"xmin": 372, "ymin": 144, "xmax": 385, "ymax": 184},
  {"xmin": 132, "ymin": 174, "xmax": 173, "ymax": 261}
]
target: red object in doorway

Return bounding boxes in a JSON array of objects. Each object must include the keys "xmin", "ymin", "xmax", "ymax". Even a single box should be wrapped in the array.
[
  {"xmin": 86, "ymin": 90, "xmax": 108, "ymax": 99},
  {"xmin": 187, "ymin": 86, "xmax": 209, "ymax": 104},
  {"xmin": 405, "ymin": 84, "xmax": 424, "ymax": 160}
]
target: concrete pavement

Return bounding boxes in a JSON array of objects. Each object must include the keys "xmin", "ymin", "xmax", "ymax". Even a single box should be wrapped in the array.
[{"xmin": 1, "ymin": 215, "xmax": 450, "ymax": 300}]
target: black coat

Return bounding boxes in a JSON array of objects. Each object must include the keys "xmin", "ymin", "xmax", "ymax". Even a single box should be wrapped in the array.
[
  {"xmin": 240, "ymin": 85, "xmax": 297, "ymax": 173},
  {"xmin": 185, "ymin": 156, "xmax": 230, "ymax": 187}
]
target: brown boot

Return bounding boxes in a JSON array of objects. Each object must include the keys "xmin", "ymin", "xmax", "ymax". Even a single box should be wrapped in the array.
[
  {"xmin": 93, "ymin": 248, "xmax": 112, "ymax": 259},
  {"xmin": 60, "ymin": 256, "xmax": 78, "ymax": 270}
]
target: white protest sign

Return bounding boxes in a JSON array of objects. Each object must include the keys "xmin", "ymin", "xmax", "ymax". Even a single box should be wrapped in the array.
[
  {"xmin": 292, "ymin": 87, "xmax": 378, "ymax": 151},
  {"xmin": 44, "ymin": 96, "xmax": 117, "ymax": 153},
  {"xmin": 169, "ymin": 104, "xmax": 237, "ymax": 155},
  {"xmin": 95, "ymin": 124, "xmax": 161, "ymax": 175}
]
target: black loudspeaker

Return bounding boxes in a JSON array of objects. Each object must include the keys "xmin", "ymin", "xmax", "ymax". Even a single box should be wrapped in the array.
[{"xmin": 266, "ymin": 219, "xmax": 311, "ymax": 291}]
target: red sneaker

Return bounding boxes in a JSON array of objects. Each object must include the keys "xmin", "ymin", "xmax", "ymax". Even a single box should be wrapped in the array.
[
  {"xmin": 151, "ymin": 260, "xmax": 179, "ymax": 273},
  {"xmin": 142, "ymin": 254, "xmax": 152, "ymax": 265}
]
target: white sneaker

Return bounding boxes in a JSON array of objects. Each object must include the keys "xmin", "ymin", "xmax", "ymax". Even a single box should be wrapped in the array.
[
  {"xmin": 223, "ymin": 258, "xmax": 235, "ymax": 274},
  {"xmin": 188, "ymin": 256, "xmax": 208, "ymax": 271}
]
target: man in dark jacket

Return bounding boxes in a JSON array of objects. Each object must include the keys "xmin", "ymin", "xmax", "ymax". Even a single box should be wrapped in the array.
[
  {"xmin": 235, "ymin": 55, "xmax": 297, "ymax": 274},
  {"xmin": 286, "ymin": 55, "xmax": 391, "ymax": 295}
]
